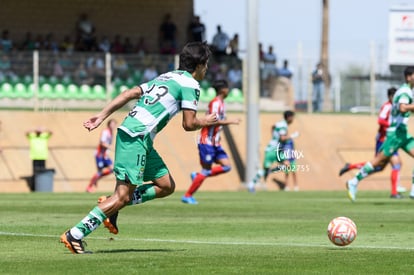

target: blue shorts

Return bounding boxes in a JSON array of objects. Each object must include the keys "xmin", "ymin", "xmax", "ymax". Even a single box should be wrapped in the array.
[
  {"xmin": 198, "ymin": 144, "xmax": 228, "ymax": 165},
  {"xmin": 95, "ymin": 155, "xmax": 113, "ymax": 170},
  {"xmin": 376, "ymin": 139, "xmax": 398, "ymax": 157}
]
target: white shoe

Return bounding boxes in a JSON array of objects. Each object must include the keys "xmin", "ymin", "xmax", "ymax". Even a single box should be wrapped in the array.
[
  {"xmin": 397, "ymin": 185, "xmax": 406, "ymax": 193},
  {"xmin": 294, "ymin": 186, "xmax": 299, "ymax": 192},
  {"xmin": 346, "ymin": 181, "xmax": 358, "ymax": 202}
]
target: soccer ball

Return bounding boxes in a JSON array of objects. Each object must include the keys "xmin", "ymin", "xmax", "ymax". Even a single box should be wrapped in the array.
[{"xmin": 327, "ymin": 216, "xmax": 357, "ymax": 246}]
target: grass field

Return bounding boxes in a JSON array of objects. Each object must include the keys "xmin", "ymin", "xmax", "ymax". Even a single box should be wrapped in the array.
[{"xmin": 1, "ymin": 190, "xmax": 414, "ymax": 274}]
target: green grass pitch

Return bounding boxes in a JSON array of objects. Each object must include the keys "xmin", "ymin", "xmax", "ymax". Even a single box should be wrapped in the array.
[{"xmin": 0, "ymin": 190, "xmax": 413, "ymax": 274}]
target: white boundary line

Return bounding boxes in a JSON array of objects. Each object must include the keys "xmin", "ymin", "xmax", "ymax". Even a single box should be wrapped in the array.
[{"xmin": 1, "ymin": 231, "xmax": 414, "ymax": 251}]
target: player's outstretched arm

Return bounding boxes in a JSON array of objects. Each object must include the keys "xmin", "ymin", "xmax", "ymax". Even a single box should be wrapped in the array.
[
  {"xmin": 84, "ymin": 86, "xmax": 142, "ymax": 131},
  {"xmin": 182, "ymin": 109, "xmax": 218, "ymax": 131}
]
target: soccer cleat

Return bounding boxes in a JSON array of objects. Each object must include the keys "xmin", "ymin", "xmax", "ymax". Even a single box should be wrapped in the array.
[
  {"xmin": 390, "ymin": 194, "xmax": 403, "ymax": 199},
  {"xmin": 60, "ymin": 230, "xmax": 91, "ymax": 254},
  {"xmin": 272, "ymin": 178, "xmax": 286, "ymax": 190},
  {"xmin": 190, "ymin": 172, "xmax": 198, "ymax": 182},
  {"xmin": 85, "ymin": 185, "xmax": 95, "ymax": 193},
  {"xmin": 181, "ymin": 196, "xmax": 198, "ymax": 205},
  {"xmin": 97, "ymin": 196, "xmax": 119, "ymax": 235},
  {"xmin": 346, "ymin": 181, "xmax": 357, "ymax": 202},
  {"xmin": 339, "ymin": 163, "xmax": 351, "ymax": 176}
]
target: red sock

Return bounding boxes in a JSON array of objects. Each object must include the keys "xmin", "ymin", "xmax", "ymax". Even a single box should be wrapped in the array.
[
  {"xmin": 210, "ymin": 166, "xmax": 226, "ymax": 176},
  {"xmin": 391, "ymin": 169, "xmax": 399, "ymax": 195},
  {"xmin": 185, "ymin": 173, "xmax": 206, "ymax": 197},
  {"xmin": 87, "ymin": 174, "xmax": 100, "ymax": 188},
  {"xmin": 349, "ymin": 162, "xmax": 365, "ymax": 170}
]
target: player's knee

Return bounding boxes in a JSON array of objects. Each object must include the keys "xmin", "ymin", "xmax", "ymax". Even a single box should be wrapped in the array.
[{"xmin": 222, "ymin": 165, "xmax": 231, "ymax": 172}]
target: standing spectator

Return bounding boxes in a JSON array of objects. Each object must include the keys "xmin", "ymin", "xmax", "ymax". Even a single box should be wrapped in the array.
[
  {"xmin": 212, "ymin": 25, "xmax": 230, "ymax": 57},
  {"xmin": 20, "ymin": 32, "xmax": 35, "ymax": 51},
  {"xmin": 26, "ymin": 127, "xmax": 52, "ymax": 174},
  {"xmin": 0, "ymin": 30, "xmax": 13, "ymax": 53},
  {"xmin": 278, "ymin": 59, "xmax": 293, "ymax": 79},
  {"xmin": 44, "ymin": 33, "xmax": 59, "ymax": 53},
  {"xmin": 159, "ymin": 13, "xmax": 177, "ymax": 54},
  {"xmin": 122, "ymin": 37, "xmax": 134, "ymax": 54},
  {"xmin": 98, "ymin": 36, "xmax": 111, "ymax": 53},
  {"xmin": 229, "ymin": 33, "xmax": 239, "ymax": 57},
  {"xmin": 259, "ymin": 43, "xmax": 264, "ymax": 62},
  {"xmin": 110, "ymin": 35, "xmax": 124, "ymax": 54},
  {"xmin": 60, "ymin": 35, "xmax": 75, "ymax": 54},
  {"xmin": 312, "ymin": 63, "xmax": 324, "ymax": 112},
  {"xmin": 34, "ymin": 34, "xmax": 45, "ymax": 50},
  {"xmin": 188, "ymin": 15, "xmax": 205, "ymax": 42},
  {"xmin": 227, "ymin": 65, "xmax": 242, "ymax": 89},
  {"xmin": 76, "ymin": 13, "xmax": 96, "ymax": 51},
  {"xmin": 261, "ymin": 45, "xmax": 277, "ymax": 97}
]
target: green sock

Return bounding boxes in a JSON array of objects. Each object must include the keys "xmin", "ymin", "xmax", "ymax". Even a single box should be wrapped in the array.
[
  {"xmin": 355, "ymin": 162, "xmax": 374, "ymax": 181},
  {"xmin": 72, "ymin": 206, "xmax": 106, "ymax": 239},
  {"xmin": 130, "ymin": 184, "xmax": 156, "ymax": 205},
  {"xmin": 252, "ymin": 169, "xmax": 264, "ymax": 185}
]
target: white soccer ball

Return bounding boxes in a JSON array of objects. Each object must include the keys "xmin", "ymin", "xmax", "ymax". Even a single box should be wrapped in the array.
[{"xmin": 327, "ymin": 216, "xmax": 357, "ymax": 246}]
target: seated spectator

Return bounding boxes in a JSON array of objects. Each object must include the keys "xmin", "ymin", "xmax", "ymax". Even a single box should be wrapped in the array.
[
  {"xmin": 135, "ymin": 36, "xmax": 148, "ymax": 56},
  {"xmin": 52, "ymin": 57, "xmax": 64, "ymax": 77},
  {"xmin": 211, "ymin": 25, "xmax": 230, "ymax": 57},
  {"xmin": 278, "ymin": 59, "xmax": 293, "ymax": 79},
  {"xmin": 34, "ymin": 34, "xmax": 45, "ymax": 50},
  {"xmin": 159, "ymin": 13, "xmax": 177, "ymax": 54},
  {"xmin": 227, "ymin": 65, "xmax": 242, "ymax": 89},
  {"xmin": 0, "ymin": 54, "xmax": 16, "ymax": 78},
  {"xmin": 76, "ymin": 13, "xmax": 96, "ymax": 51},
  {"xmin": 59, "ymin": 52, "xmax": 75, "ymax": 71},
  {"xmin": 112, "ymin": 56, "xmax": 129, "ymax": 78},
  {"xmin": 1, "ymin": 30, "xmax": 13, "ymax": 53},
  {"xmin": 142, "ymin": 65, "xmax": 158, "ymax": 82},
  {"xmin": 98, "ymin": 36, "xmax": 111, "ymax": 53},
  {"xmin": 74, "ymin": 61, "xmax": 93, "ymax": 85},
  {"xmin": 122, "ymin": 37, "xmax": 134, "ymax": 54},
  {"xmin": 110, "ymin": 35, "xmax": 124, "ymax": 54},
  {"xmin": 87, "ymin": 53, "xmax": 105, "ymax": 83},
  {"xmin": 20, "ymin": 32, "xmax": 35, "ymax": 51},
  {"xmin": 44, "ymin": 33, "xmax": 59, "ymax": 53},
  {"xmin": 60, "ymin": 35, "xmax": 75, "ymax": 54}
]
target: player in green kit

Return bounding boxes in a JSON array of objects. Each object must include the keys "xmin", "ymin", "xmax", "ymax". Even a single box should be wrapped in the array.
[
  {"xmin": 60, "ymin": 42, "xmax": 219, "ymax": 254},
  {"xmin": 346, "ymin": 66, "xmax": 414, "ymax": 202},
  {"xmin": 247, "ymin": 110, "xmax": 298, "ymax": 192}
]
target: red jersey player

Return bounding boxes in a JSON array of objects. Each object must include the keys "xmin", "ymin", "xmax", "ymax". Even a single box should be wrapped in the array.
[
  {"xmin": 86, "ymin": 119, "xmax": 117, "ymax": 192},
  {"xmin": 181, "ymin": 79, "xmax": 240, "ymax": 204},
  {"xmin": 339, "ymin": 87, "xmax": 404, "ymax": 198}
]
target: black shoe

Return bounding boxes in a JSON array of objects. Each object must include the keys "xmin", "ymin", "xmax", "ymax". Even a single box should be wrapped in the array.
[
  {"xmin": 60, "ymin": 230, "xmax": 92, "ymax": 254},
  {"xmin": 390, "ymin": 194, "xmax": 404, "ymax": 199},
  {"xmin": 272, "ymin": 178, "xmax": 286, "ymax": 190},
  {"xmin": 339, "ymin": 163, "xmax": 351, "ymax": 176}
]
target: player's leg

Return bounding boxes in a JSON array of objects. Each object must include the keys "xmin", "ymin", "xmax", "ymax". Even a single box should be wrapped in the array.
[
  {"xmin": 86, "ymin": 155, "xmax": 104, "ymax": 192},
  {"xmin": 389, "ymin": 153, "xmax": 402, "ymax": 198},
  {"xmin": 209, "ymin": 146, "xmax": 232, "ymax": 176},
  {"xmin": 247, "ymin": 150, "xmax": 274, "ymax": 192}
]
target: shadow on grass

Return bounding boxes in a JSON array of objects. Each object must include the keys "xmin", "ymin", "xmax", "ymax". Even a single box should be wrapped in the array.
[{"xmin": 96, "ymin": 248, "xmax": 185, "ymax": 254}]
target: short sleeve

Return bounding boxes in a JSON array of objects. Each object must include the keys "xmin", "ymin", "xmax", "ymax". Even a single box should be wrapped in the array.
[{"xmin": 181, "ymin": 87, "xmax": 200, "ymax": 111}]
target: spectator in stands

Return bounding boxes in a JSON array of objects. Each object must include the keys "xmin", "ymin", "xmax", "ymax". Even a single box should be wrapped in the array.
[
  {"xmin": 135, "ymin": 36, "xmax": 148, "ymax": 56},
  {"xmin": 0, "ymin": 54, "xmax": 15, "ymax": 78},
  {"xmin": 188, "ymin": 15, "xmax": 205, "ymax": 42},
  {"xmin": 227, "ymin": 64, "xmax": 242, "ymax": 89},
  {"xmin": 98, "ymin": 36, "xmax": 111, "ymax": 53},
  {"xmin": 159, "ymin": 13, "xmax": 177, "ymax": 54},
  {"xmin": 60, "ymin": 35, "xmax": 75, "ymax": 54},
  {"xmin": 112, "ymin": 56, "xmax": 129, "ymax": 78},
  {"xmin": 26, "ymin": 127, "xmax": 52, "ymax": 174},
  {"xmin": 259, "ymin": 43, "xmax": 264, "ymax": 62},
  {"xmin": 110, "ymin": 35, "xmax": 124, "ymax": 54},
  {"xmin": 74, "ymin": 61, "xmax": 93, "ymax": 85},
  {"xmin": 0, "ymin": 30, "xmax": 13, "ymax": 53},
  {"xmin": 229, "ymin": 33, "xmax": 239, "ymax": 57},
  {"xmin": 20, "ymin": 32, "xmax": 35, "ymax": 51},
  {"xmin": 122, "ymin": 37, "xmax": 134, "ymax": 54},
  {"xmin": 87, "ymin": 53, "xmax": 105, "ymax": 83},
  {"xmin": 142, "ymin": 65, "xmax": 158, "ymax": 82},
  {"xmin": 44, "ymin": 33, "xmax": 59, "ymax": 53},
  {"xmin": 52, "ymin": 56, "xmax": 64, "ymax": 77},
  {"xmin": 261, "ymin": 45, "xmax": 277, "ymax": 97},
  {"xmin": 76, "ymin": 13, "xmax": 96, "ymax": 51},
  {"xmin": 34, "ymin": 34, "xmax": 45, "ymax": 50},
  {"xmin": 312, "ymin": 63, "xmax": 324, "ymax": 112},
  {"xmin": 212, "ymin": 25, "xmax": 230, "ymax": 57},
  {"xmin": 278, "ymin": 59, "xmax": 293, "ymax": 79}
]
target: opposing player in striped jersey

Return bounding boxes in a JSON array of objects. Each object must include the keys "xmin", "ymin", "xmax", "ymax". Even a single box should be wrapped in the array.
[
  {"xmin": 339, "ymin": 87, "xmax": 404, "ymax": 198},
  {"xmin": 181, "ymin": 79, "xmax": 240, "ymax": 204},
  {"xmin": 61, "ymin": 42, "xmax": 219, "ymax": 254},
  {"xmin": 247, "ymin": 110, "xmax": 299, "ymax": 192},
  {"xmin": 86, "ymin": 119, "xmax": 117, "ymax": 193},
  {"xmin": 346, "ymin": 66, "xmax": 414, "ymax": 202}
]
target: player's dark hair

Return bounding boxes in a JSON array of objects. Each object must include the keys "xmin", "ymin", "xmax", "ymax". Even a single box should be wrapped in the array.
[
  {"xmin": 212, "ymin": 79, "xmax": 228, "ymax": 94},
  {"xmin": 283, "ymin": 110, "xmax": 295, "ymax": 120},
  {"xmin": 387, "ymin": 87, "xmax": 397, "ymax": 97},
  {"xmin": 178, "ymin": 41, "xmax": 211, "ymax": 73},
  {"xmin": 404, "ymin": 66, "xmax": 414, "ymax": 79}
]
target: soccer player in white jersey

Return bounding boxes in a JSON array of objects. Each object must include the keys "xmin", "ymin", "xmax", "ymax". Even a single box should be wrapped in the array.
[{"xmin": 60, "ymin": 42, "xmax": 219, "ymax": 254}]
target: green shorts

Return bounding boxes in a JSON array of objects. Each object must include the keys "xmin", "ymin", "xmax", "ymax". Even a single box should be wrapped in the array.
[
  {"xmin": 380, "ymin": 129, "xmax": 414, "ymax": 157},
  {"xmin": 113, "ymin": 130, "xmax": 169, "ymax": 186},
  {"xmin": 263, "ymin": 148, "xmax": 286, "ymax": 169}
]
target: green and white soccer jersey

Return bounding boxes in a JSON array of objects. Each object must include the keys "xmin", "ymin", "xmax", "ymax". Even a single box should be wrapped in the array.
[
  {"xmin": 381, "ymin": 83, "xmax": 414, "ymax": 156},
  {"xmin": 263, "ymin": 120, "xmax": 288, "ymax": 168},
  {"xmin": 119, "ymin": 70, "xmax": 200, "ymax": 139},
  {"xmin": 114, "ymin": 70, "xmax": 201, "ymax": 185}
]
